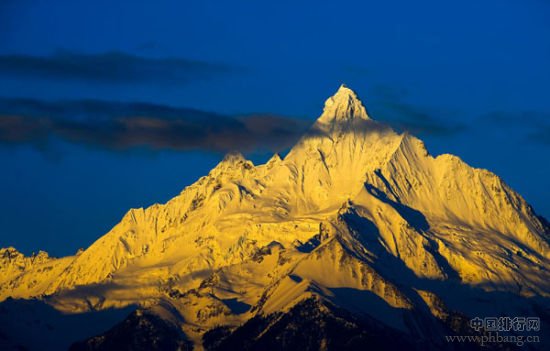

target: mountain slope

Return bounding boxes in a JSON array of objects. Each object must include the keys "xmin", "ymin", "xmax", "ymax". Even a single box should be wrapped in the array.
[{"xmin": 1, "ymin": 85, "xmax": 548, "ymax": 350}]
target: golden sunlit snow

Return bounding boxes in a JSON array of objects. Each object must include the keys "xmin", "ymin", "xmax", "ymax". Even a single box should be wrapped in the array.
[{"xmin": 1, "ymin": 85, "xmax": 548, "ymax": 349}]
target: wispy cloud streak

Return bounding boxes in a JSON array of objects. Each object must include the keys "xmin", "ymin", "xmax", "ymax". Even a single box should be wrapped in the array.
[
  {"xmin": 480, "ymin": 111, "xmax": 550, "ymax": 146},
  {"xmin": 367, "ymin": 84, "xmax": 467, "ymax": 137},
  {"xmin": 0, "ymin": 50, "xmax": 234, "ymax": 84}
]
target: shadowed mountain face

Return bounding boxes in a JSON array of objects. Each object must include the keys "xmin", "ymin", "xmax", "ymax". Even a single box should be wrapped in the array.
[
  {"xmin": 69, "ymin": 310, "xmax": 192, "ymax": 351},
  {"xmin": 203, "ymin": 297, "xmax": 417, "ymax": 351},
  {"xmin": 1, "ymin": 85, "xmax": 548, "ymax": 350}
]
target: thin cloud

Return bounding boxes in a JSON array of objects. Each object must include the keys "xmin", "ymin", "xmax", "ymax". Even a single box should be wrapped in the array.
[
  {"xmin": 364, "ymin": 84, "xmax": 468, "ymax": 137},
  {"xmin": 0, "ymin": 88, "xmax": 477, "ymax": 154},
  {"xmin": 479, "ymin": 111, "xmax": 550, "ymax": 146},
  {"xmin": 368, "ymin": 84, "xmax": 466, "ymax": 137},
  {"xmin": 0, "ymin": 50, "xmax": 235, "ymax": 85},
  {"xmin": 528, "ymin": 127, "xmax": 550, "ymax": 146},
  {"xmin": 379, "ymin": 101, "xmax": 466, "ymax": 136},
  {"xmin": 0, "ymin": 98, "xmax": 310, "ymax": 153},
  {"xmin": 481, "ymin": 111, "xmax": 549, "ymax": 125}
]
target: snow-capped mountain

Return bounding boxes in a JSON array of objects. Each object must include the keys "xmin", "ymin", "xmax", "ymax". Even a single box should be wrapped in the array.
[{"xmin": 1, "ymin": 85, "xmax": 548, "ymax": 350}]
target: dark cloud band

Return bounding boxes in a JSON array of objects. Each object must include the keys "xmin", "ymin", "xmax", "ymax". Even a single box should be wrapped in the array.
[
  {"xmin": 0, "ymin": 94, "xmax": 472, "ymax": 154},
  {"xmin": 0, "ymin": 98, "xmax": 310, "ymax": 153}
]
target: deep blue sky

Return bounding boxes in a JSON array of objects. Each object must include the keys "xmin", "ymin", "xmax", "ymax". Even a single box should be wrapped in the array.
[{"xmin": 0, "ymin": 0, "xmax": 548, "ymax": 256}]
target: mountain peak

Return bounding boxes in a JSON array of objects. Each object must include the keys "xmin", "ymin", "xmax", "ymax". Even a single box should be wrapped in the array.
[
  {"xmin": 207, "ymin": 151, "xmax": 254, "ymax": 179},
  {"xmin": 317, "ymin": 84, "xmax": 370, "ymax": 124}
]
